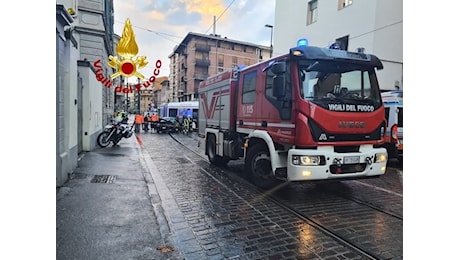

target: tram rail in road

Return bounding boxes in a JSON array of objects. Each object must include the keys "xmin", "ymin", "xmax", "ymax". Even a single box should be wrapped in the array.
[{"xmin": 141, "ymin": 132, "xmax": 404, "ymax": 259}]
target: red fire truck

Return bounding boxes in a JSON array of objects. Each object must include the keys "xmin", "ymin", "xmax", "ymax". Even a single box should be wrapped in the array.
[{"xmin": 198, "ymin": 39, "xmax": 388, "ymax": 188}]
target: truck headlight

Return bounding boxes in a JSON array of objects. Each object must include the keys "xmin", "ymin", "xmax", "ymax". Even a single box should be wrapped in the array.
[
  {"xmin": 292, "ymin": 155, "xmax": 321, "ymax": 166},
  {"xmin": 374, "ymin": 152, "xmax": 388, "ymax": 163}
]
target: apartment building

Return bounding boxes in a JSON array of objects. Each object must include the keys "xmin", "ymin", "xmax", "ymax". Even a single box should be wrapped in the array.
[
  {"xmin": 169, "ymin": 32, "xmax": 271, "ymax": 101},
  {"xmin": 274, "ymin": 0, "xmax": 403, "ymax": 90},
  {"xmin": 140, "ymin": 76, "xmax": 169, "ymax": 112},
  {"xmin": 152, "ymin": 77, "xmax": 171, "ymax": 107}
]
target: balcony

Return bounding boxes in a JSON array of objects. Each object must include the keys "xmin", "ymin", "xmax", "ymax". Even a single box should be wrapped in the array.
[
  {"xmin": 194, "ymin": 73, "xmax": 208, "ymax": 80},
  {"xmin": 195, "ymin": 44, "xmax": 211, "ymax": 52},
  {"xmin": 195, "ymin": 58, "xmax": 210, "ymax": 67}
]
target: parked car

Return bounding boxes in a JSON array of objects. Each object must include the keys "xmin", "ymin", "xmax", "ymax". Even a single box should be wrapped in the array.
[{"xmin": 153, "ymin": 117, "xmax": 179, "ymax": 133}]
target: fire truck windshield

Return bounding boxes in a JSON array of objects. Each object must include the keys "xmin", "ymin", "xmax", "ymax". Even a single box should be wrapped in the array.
[{"xmin": 298, "ymin": 62, "xmax": 382, "ymax": 108}]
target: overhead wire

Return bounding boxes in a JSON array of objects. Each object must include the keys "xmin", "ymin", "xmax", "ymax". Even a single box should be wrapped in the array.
[
  {"xmin": 114, "ymin": 0, "xmax": 237, "ymax": 43},
  {"xmin": 203, "ymin": 0, "xmax": 236, "ymax": 35},
  {"xmin": 114, "ymin": 19, "xmax": 183, "ymax": 45},
  {"xmin": 112, "ymin": 19, "xmax": 177, "ymax": 74},
  {"xmin": 113, "ymin": 0, "xmax": 238, "ymax": 74}
]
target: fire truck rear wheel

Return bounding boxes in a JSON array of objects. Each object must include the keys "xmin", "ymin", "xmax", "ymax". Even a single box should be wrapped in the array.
[
  {"xmin": 245, "ymin": 143, "xmax": 279, "ymax": 189},
  {"xmin": 206, "ymin": 134, "xmax": 229, "ymax": 166}
]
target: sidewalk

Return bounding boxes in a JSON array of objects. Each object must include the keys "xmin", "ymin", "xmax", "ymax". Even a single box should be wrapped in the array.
[{"xmin": 56, "ymin": 132, "xmax": 183, "ymax": 260}]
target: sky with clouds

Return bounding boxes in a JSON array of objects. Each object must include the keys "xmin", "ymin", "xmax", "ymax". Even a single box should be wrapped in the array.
[{"xmin": 113, "ymin": 0, "xmax": 276, "ymax": 81}]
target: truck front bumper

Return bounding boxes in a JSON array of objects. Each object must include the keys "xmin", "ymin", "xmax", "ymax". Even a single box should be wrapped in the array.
[{"xmin": 286, "ymin": 145, "xmax": 388, "ymax": 181}]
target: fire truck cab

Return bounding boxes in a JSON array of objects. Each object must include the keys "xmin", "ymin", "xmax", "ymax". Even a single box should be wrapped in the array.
[{"xmin": 199, "ymin": 39, "xmax": 388, "ymax": 188}]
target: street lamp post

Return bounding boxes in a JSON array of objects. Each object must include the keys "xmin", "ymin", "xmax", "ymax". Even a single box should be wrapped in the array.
[
  {"xmin": 265, "ymin": 24, "xmax": 273, "ymax": 58},
  {"xmin": 137, "ymin": 77, "xmax": 141, "ymax": 114},
  {"xmin": 123, "ymin": 77, "xmax": 129, "ymax": 113}
]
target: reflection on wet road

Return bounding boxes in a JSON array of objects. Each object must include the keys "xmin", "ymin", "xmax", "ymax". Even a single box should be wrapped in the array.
[{"xmin": 140, "ymin": 132, "xmax": 403, "ymax": 259}]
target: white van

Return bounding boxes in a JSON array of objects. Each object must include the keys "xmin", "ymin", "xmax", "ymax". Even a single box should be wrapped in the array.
[{"xmin": 382, "ymin": 91, "xmax": 403, "ymax": 161}]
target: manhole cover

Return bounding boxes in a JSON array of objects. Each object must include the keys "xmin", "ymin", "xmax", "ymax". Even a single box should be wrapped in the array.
[{"xmin": 91, "ymin": 175, "xmax": 116, "ymax": 183}]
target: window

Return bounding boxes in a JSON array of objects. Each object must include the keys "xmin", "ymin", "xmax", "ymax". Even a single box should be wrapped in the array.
[
  {"xmin": 265, "ymin": 69, "xmax": 274, "ymax": 98},
  {"xmin": 218, "ymin": 54, "xmax": 224, "ymax": 72},
  {"xmin": 218, "ymin": 54, "xmax": 224, "ymax": 67},
  {"xmin": 232, "ymin": 56, "xmax": 237, "ymax": 68},
  {"xmin": 307, "ymin": 0, "xmax": 318, "ymax": 25},
  {"xmin": 196, "ymin": 67, "xmax": 208, "ymax": 75},
  {"xmin": 397, "ymin": 108, "xmax": 403, "ymax": 127},
  {"xmin": 338, "ymin": 0, "xmax": 353, "ymax": 10},
  {"xmin": 245, "ymin": 47, "xmax": 255, "ymax": 54},
  {"xmin": 220, "ymin": 42, "xmax": 230, "ymax": 50},
  {"xmin": 298, "ymin": 64, "xmax": 382, "ymax": 108},
  {"xmin": 242, "ymin": 71, "xmax": 257, "ymax": 104}
]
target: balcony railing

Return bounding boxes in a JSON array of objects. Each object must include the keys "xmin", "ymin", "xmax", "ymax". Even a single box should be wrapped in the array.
[
  {"xmin": 195, "ymin": 44, "xmax": 211, "ymax": 52},
  {"xmin": 194, "ymin": 73, "xmax": 208, "ymax": 80},
  {"xmin": 195, "ymin": 58, "xmax": 210, "ymax": 67}
]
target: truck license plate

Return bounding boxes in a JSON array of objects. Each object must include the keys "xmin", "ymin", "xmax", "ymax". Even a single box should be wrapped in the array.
[{"xmin": 344, "ymin": 156, "xmax": 360, "ymax": 164}]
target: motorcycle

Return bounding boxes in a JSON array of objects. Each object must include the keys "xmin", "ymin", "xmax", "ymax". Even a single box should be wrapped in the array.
[{"xmin": 97, "ymin": 117, "xmax": 134, "ymax": 147}]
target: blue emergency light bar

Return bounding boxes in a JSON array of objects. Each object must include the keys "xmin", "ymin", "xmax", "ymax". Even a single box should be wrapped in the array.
[
  {"xmin": 289, "ymin": 38, "xmax": 383, "ymax": 69},
  {"xmin": 297, "ymin": 38, "xmax": 308, "ymax": 47}
]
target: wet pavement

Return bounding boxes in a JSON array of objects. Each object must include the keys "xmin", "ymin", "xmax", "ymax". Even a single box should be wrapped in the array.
[
  {"xmin": 57, "ymin": 128, "xmax": 403, "ymax": 259},
  {"xmin": 56, "ymin": 134, "xmax": 183, "ymax": 260},
  {"xmin": 142, "ymin": 131, "xmax": 403, "ymax": 259}
]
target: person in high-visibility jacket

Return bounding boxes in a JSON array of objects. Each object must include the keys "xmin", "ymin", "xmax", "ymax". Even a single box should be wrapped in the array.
[
  {"xmin": 182, "ymin": 116, "xmax": 190, "ymax": 135},
  {"xmin": 134, "ymin": 113, "xmax": 143, "ymax": 133},
  {"xmin": 152, "ymin": 113, "xmax": 159, "ymax": 122},
  {"xmin": 147, "ymin": 114, "xmax": 154, "ymax": 130},
  {"xmin": 150, "ymin": 113, "xmax": 159, "ymax": 131}
]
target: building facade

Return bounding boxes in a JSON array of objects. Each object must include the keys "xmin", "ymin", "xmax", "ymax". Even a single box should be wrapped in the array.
[
  {"xmin": 121, "ymin": 76, "xmax": 169, "ymax": 114},
  {"xmin": 274, "ymin": 0, "xmax": 403, "ymax": 90},
  {"xmin": 56, "ymin": 0, "xmax": 115, "ymax": 186},
  {"xmin": 136, "ymin": 80, "xmax": 157, "ymax": 114},
  {"xmin": 169, "ymin": 33, "xmax": 271, "ymax": 101},
  {"xmin": 152, "ymin": 76, "xmax": 170, "ymax": 108}
]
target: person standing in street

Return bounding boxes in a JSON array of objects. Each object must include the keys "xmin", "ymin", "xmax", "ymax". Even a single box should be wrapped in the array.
[
  {"xmin": 134, "ymin": 113, "xmax": 143, "ymax": 133},
  {"xmin": 143, "ymin": 113, "xmax": 150, "ymax": 132},
  {"xmin": 150, "ymin": 112, "xmax": 160, "ymax": 129}
]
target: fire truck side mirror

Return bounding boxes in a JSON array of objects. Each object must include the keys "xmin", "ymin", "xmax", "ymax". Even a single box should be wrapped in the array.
[
  {"xmin": 271, "ymin": 61, "xmax": 287, "ymax": 98},
  {"xmin": 272, "ymin": 61, "xmax": 286, "ymax": 75},
  {"xmin": 273, "ymin": 75, "xmax": 286, "ymax": 98}
]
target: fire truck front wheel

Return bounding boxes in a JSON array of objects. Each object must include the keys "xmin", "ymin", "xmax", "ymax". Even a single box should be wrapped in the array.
[
  {"xmin": 245, "ymin": 143, "xmax": 279, "ymax": 189},
  {"xmin": 206, "ymin": 134, "xmax": 229, "ymax": 166}
]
